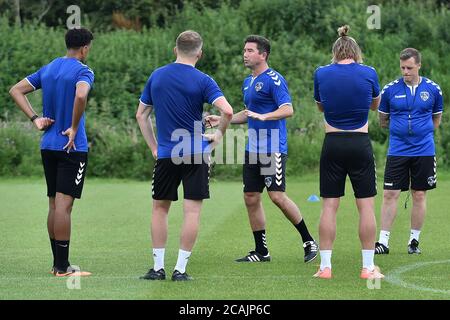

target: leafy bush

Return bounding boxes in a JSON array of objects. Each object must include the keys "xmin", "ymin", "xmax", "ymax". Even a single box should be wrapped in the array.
[{"xmin": 1, "ymin": 0, "xmax": 449, "ymax": 178}]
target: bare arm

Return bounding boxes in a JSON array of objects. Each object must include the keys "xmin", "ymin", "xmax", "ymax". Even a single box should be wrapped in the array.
[
  {"xmin": 379, "ymin": 112, "xmax": 390, "ymax": 129},
  {"xmin": 202, "ymin": 96, "xmax": 233, "ymax": 146},
  {"xmin": 136, "ymin": 102, "xmax": 158, "ymax": 159},
  {"xmin": 231, "ymin": 109, "xmax": 248, "ymax": 124},
  {"xmin": 433, "ymin": 113, "xmax": 442, "ymax": 129},
  {"xmin": 370, "ymin": 94, "xmax": 381, "ymax": 111},
  {"xmin": 315, "ymin": 101, "xmax": 324, "ymax": 113},
  {"xmin": 212, "ymin": 96, "xmax": 233, "ymax": 136},
  {"xmin": 246, "ymin": 104, "xmax": 293, "ymax": 121},
  {"xmin": 62, "ymin": 82, "xmax": 91, "ymax": 152},
  {"xmin": 9, "ymin": 79, "xmax": 54, "ymax": 130},
  {"xmin": 206, "ymin": 108, "xmax": 245, "ymax": 127}
]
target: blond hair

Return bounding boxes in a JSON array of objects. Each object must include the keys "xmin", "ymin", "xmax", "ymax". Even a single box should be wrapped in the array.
[
  {"xmin": 332, "ymin": 25, "xmax": 363, "ymax": 63},
  {"xmin": 176, "ymin": 30, "xmax": 203, "ymax": 57}
]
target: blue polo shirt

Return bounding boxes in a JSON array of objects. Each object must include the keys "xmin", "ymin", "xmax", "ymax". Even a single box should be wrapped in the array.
[
  {"xmin": 314, "ymin": 63, "xmax": 380, "ymax": 130},
  {"xmin": 26, "ymin": 57, "xmax": 94, "ymax": 152},
  {"xmin": 379, "ymin": 77, "xmax": 443, "ymax": 156},
  {"xmin": 140, "ymin": 63, "xmax": 224, "ymax": 158},
  {"xmin": 243, "ymin": 68, "xmax": 292, "ymax": 154}
]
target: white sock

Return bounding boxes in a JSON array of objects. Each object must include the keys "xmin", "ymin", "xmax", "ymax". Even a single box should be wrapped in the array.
[
  {"xmin": 153, "ymin": 248, "xmax": 165, "ymax": 271},
  {"xmin": 174, "ymin": 249, "xmax": 191, "ymax": 274},
  {"xmin": 378, "ymin": 230, "xmax": 390, "ymax": 247},
  {"xmin": 362, "ymin": 250, "xmax": 375, "ymax": 271},
  {"xmin": 409, "ymin": 229, "xmax": 421, "ymax": 244},
  {"xmin": 319, "ymin": 250, "xmax": 332, "ymax": 270}
]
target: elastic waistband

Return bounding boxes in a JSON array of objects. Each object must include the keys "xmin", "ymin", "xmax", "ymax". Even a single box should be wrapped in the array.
[{"xmin": 325, "ymin": 132, "xmax": 368, "ymax": 137}]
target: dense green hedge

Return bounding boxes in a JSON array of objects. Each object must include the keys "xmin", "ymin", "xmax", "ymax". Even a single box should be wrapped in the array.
[{"xmin": 1, "ymin": 0, "xmax": 449, "ymax": 179}]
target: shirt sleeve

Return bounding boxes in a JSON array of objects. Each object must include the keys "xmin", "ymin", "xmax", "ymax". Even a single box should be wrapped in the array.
[
  {"xmin": 26, "ymin": 66, "xmax": 45, "ymax": 91},
  {"xmin": 432, "ymin": 84, "xmax": 443, "ymax": 114},
  {"xmin": 313, "ymin": 70, "xmax": 321, "ymax": 102},
  {"xmin": 272, "ymin": 76, "xmax": 292, "ymax": 108},
  {"xmin": 203, "ymin": 76, "xmax": 224, "ymax": 105},
  {"xmin": 76, "ymin": 67, "xmax": 95, "ymax": 88},
  {"xmin": 379, "ymin": 84, "xmax": 390, "ymax": 114},
  {"xmin": 140, "ymin": 75, "xmax": 153, "ymax": 107},
  {"xmin": 371, "ymin": 69, "xmax": 380, "ymax": 98}
]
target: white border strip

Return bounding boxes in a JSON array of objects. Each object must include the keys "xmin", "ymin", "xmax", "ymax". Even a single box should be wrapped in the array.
[
  {"xmin": 25, "ymin": 78, "xmax": 36, "ymax": 91},
  {"xmin": 76, "ymin": 81, "xmax": 91, "ymax": 88},
  {"xmin": 278, "ymin": 103, "xmax": 292, "ymax": 109},
  {"xmin": 211, "ymin": 96, "xmax": 224, "ymax": 106},
  {"xmin": 139, "ymin": 99, "xmax": 152, "ymax": 107}
]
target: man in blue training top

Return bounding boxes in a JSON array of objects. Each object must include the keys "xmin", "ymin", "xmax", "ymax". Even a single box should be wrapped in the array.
[
  {"xmin": 9, "ymin": 28, "xmax": 94, "ymax": 277},
  {"xmin": 137, "ymin": 30, "xmax": 233, "ymax": 281},
  {"xmin": 207, "ymin": 35, "xmax": 318, "ymax": 263},
  {"xmin": 376, "ymin": 48, "xmax": 443, "ymax": 255}
]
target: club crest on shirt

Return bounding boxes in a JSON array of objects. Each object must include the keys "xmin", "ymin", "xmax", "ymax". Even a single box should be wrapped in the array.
[
  {"xmin": 255, "ymin": 82, "xmax": 264, "ymax": 92},
  {"xmin": 420, "ymin": 91, "xmax": 429, "ymax": 101},
  {"xmin": 264, "ymin": 177, "xmax": 272, "ymax": 188}
]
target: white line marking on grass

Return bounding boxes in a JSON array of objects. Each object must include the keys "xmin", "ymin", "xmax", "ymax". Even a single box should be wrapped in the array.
[{"xmin": 385, "ymin": 260, "xmax": 450, "ymax": 295}]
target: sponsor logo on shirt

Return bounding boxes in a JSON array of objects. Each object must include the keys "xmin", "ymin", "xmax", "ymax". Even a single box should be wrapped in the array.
[{"xmin": 394, "ymin": 95, "xmax": 406, "ymax": 99}]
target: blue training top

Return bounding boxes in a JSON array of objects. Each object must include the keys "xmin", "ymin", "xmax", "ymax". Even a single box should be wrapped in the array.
[
  {"xmin": 140, "ymin": 63, "xmax": 224, "ymax": 159},
  {"xmin": 379, "ymin": 77, "xmax": 443, "ymax": 156},
  {"xmin": 314, "ymin": 63, "xmax": 380, "ymax": 130},
  {"xmin": 243, "ymin": 68, "xmax": 292, "ymax": 154},
  {"xmin": 26, "ymin": 57, "xmax": 94, "ymax": 152}
]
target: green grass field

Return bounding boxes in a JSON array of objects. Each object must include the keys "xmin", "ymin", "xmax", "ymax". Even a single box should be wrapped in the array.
[{"xmin": 1, "ymin": 175, "xmax": 449, "ymax": 300}]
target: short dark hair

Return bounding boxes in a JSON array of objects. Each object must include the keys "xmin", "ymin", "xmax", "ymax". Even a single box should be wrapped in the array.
[
  {"xmin": 65, "ymin": 28, "xmax": 94, "ymax": 49},
  {"xmin": 400, "ymin": 48, "xmax": 421, "ymax": 64},
  {"xmin": 245, "ymin": 35, "xmax": 270, "ymax": 60}
]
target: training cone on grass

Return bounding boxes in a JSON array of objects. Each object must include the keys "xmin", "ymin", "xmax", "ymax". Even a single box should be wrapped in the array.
[{"xmin": 307, "ymin": 194, "xmax": 320, "ymax": 202}]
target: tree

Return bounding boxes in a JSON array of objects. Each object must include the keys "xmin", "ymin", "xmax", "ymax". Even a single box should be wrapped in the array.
[{"xmin": 13, "ymin": 0, "xmax": 20, "ymax": 26}]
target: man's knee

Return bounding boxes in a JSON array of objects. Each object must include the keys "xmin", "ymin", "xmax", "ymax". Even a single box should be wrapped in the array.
[
  {"xmin": 268, "ymin": 192, "xmax": 286, "ymax": 207},
  {"xmin": 412, "ymin": 190, "xmax": 426, "ymax": 203},
  {"xmin": 49, "ymin": 197, "xmax": 56, "ymax": 212},
  {"xmin": 153, "ymin": 200, "xmax": 171, "ymax": 214},
  {"xmin": 244, "ymin": 193, "xmax": 260, "ymax": 207},
  {"xmin": 322, "ymin": 198, "xmax": 340, "ymax": 212},
  {"xmin": 383, "ymin": 190, "xmax": 401, "ymax": 202}
]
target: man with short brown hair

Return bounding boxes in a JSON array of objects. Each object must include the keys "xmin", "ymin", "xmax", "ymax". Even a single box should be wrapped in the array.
[
  {"xmin": 376, "ymin": 48, "xmax": 443, "ymax": 255},
  {"xmin": 137, "ymin": 30, "xmax": 233, "ymax": 281}
]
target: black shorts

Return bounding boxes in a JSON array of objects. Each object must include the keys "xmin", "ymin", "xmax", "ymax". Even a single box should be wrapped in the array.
[
  {"xmin": 320, "ymin": 132, "xmax": 377, "ymax": 198},
  {"xmin": 383, "ymin": 156, "xmax": 437, "ymax": 191},
  {"xmin": 243, "ymin": 152, "xmax": 287, "ymax": 193},
  {"xmin": 41, "ymin": 150, "xmax": 88, "ymax": 199},
  {"xmin": 152, "ymin": 154, "xmax": 211, "ymax": 201}
]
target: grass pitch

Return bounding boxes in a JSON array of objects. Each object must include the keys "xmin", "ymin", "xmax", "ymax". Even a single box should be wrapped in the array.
[{"xmin": 1, "ymin": 175, "xmax": 449, "ymax": 300}]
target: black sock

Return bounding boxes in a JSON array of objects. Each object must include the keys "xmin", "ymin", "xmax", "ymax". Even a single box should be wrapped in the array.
[
  {"xmin": 55, "ymin": 240, "xmax": 70, "ymax": 271},
  {"xmin": 50, "ymin": 238, "xmax": 56, "ymax": 267},
  {"xmin": 253, "ymin": 230, "xmax": 268, "ymax": 255},
  {"xmin": 295, "ymin": 219, "xmax": 314, "ymax": 243}
]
